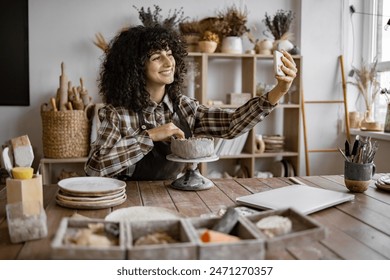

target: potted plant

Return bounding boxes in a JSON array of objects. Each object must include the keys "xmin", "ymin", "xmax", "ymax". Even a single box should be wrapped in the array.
[
  {"xmin": 133, "ymin": 5, "xmax": 187, "ymax": 30},
  {"xmin": 217, "ymin": 5, "xmax": 249, "ymax": 54},
  {"xmin": 263, "ymin": 10, "xmax": 295, "ymax": 52},
  {"xmin": 349, "ymin": 59, "xmax": 381, "ymax": 131},
  {"xmin": 198, "ymin": 31, "xmax": 219, "ymax": 53}
]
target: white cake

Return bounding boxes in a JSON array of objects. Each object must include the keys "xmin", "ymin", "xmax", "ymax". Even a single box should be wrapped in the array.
[{"xmin": 171, "ymin": 136, "xmax": 214, "ymax": 159}]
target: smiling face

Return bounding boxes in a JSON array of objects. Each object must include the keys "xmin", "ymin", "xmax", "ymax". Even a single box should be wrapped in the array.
[{"xmin": 145, "ymin": 49, "xmax": 176, "ymax": 91}]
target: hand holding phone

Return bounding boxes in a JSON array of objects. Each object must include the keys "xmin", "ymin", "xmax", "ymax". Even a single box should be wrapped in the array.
[{"xmin": 273, "ymin": 50, "xmax": 286, "ymax": 77}]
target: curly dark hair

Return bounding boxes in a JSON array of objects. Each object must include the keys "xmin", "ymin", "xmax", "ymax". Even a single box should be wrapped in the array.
[{"xmin": 99, "ymin": 25, "xmax": 188, "ymax": 111}]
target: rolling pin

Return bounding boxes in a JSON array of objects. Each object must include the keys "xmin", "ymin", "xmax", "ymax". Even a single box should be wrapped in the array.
[
  {"xmin": 79, "ymin": 77, "xmax": 91, "ymax": 106},
  {"xmin": 50, "ymin": 97, "xmax": 58, "ymax": 111},
  {"xmin": 58, "ymin": 62, "xmax": 68, "ymax": 111},
  {"xmin": 72, "ymin": 86, "xmax": 84, "ymax": 110}
]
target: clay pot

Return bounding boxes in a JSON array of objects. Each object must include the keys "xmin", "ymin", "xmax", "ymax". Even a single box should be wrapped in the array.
[{"xmin": 198, "ymin": 41, "xmax": 217, "ymax": 53}]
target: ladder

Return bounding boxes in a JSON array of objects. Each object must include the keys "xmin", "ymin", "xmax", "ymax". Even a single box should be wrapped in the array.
[{"xmin": 301, "ymin": 55, "xmax": 351, "ymax": 175}]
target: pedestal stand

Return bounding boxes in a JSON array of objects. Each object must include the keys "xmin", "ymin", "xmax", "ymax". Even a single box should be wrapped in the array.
[{"xmin": 166, "ymin": 154, "xmax": 219, "ymax": 191}]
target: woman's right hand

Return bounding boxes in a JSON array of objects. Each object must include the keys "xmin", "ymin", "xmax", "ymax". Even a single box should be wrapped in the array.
[{"xmin": 146, "ymin": 123, "xmax": 185, "ymax": 142}]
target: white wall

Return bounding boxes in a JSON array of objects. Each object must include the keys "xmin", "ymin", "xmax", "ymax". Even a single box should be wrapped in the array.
[
  {"xmin": 1, "ymin": 0, "xmax": 300, "ymax": 169},
  {"xmin": 3, "ymin": 0, "xmax": 379, "ymax": 176}
]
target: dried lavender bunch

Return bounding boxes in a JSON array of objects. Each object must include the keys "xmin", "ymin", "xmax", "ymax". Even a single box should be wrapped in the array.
[
  {"xmin": 264, "ymin": 10, "xmax": 294, "ymax": 40},
  {"xmin": 133, "ymin": 5, "xmax": 187, "ymax": 30}
]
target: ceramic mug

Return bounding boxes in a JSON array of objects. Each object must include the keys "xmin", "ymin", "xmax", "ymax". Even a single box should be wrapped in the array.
[{"xmin": 344, "ymin": 161, "xmax": 375, "ymax": 192}]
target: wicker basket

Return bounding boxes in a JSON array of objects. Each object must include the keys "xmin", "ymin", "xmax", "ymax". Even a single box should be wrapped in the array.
[{"xmin": 41, "ymin": 109, "xmax": 91, "ymax": 158}]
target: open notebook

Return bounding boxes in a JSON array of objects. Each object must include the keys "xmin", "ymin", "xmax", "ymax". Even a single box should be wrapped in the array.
[{"xmin": 236, "ymin": 184, "xmax": 355, "ymax": 215}]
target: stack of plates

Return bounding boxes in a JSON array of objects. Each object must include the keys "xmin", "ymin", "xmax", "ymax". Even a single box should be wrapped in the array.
[
  {"xmin": 375, "ymin": 175, "xmax": 390, "ymax": 191},
  {"xmin": 56, "ymin": 177, "xmax": 127, "ymax": 209},
  {"xmin": 263, "ymin": 135, "xmax": 285, "ymax": 152}
]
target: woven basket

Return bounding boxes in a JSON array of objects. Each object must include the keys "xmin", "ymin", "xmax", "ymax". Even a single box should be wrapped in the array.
[{"xmin": 41, "ymin": 110, "xmax": 91, "ymax": 158}]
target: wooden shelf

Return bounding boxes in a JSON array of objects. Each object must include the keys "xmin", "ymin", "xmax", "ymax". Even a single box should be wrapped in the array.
[{"xmin": 187, "ymin": 52, "xmax": 302, "ymax": 177}]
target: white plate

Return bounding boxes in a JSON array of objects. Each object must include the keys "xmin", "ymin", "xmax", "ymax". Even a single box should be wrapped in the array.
[
  {"xmin": 58, "ymin": 177, "xmax": 126, "ymax": 195},
  {"xmin": 105, "ymin": 206, "xmax": 184, "ymax": 222},
  {"xmin": 377, "ymin": 175, "xmax": 390, "ymax": 185},
  {"xmin": 56, "ymin": 194, "xmax": 127, "ymax": 210},
  {"xmin": 375, "ymin": 182, "xmax": 390, "ymax": 192},
  {"xmin": 56, "ymin": 188, "xmax": 126, "ymax": 202}
]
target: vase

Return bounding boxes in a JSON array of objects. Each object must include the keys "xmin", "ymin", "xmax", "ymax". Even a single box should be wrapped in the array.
[
  {"xmin": 198, "ymin": 41, "xmax": 217, "ymax": 53},
  {"xmin": 384, "ymin": 103, "xmax": 390, "ymax": 133},
  {"xmin": 360, "ymin": 108, "xmax": 382, "ymax": 131},
  {"xmin": 221, "ymin": 36, "xmax": 243, "ymax": 54}
]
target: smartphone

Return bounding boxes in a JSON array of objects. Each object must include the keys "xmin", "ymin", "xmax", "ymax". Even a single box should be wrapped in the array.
[{"xmin": 273, "ymin": 50, "xmax": 286, "ymax": 76}]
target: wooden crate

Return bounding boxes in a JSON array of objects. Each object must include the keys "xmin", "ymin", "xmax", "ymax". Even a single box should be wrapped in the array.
[
  {"xmin": 127, "ymin": 219, "xmax": 197, "ymax": 260},
  {"xmin": 51, "ymin": 218, "xmax": 126, "ymax": 260},
  {"xmin": 186, "ymin": 216, "xmax": 265, "ymax": 260},
  {"xmin": 244, "ymin": 208, "xmax": 327, "ymax": 250}
]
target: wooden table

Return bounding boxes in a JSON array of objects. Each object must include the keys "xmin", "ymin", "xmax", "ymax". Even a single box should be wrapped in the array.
[{"xmin": 1, "ymin": 174, "xmax": 390, "ymax": 260}]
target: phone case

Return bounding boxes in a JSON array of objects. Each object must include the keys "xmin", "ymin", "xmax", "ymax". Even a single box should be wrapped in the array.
[{"xmin": 273, "ymin": 51, "xmax": 285, "ymax": 76}]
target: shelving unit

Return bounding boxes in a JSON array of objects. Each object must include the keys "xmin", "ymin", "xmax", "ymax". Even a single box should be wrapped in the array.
[
  {"xmin": 186, "ymin": 52, "xmax": 302, "ymax": 178},
  {"xmin": 39, "ymin": 53, "xmax": 302, "ymax": 182}
]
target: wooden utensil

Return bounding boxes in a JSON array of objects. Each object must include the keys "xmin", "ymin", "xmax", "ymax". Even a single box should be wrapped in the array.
[
  {"xmin": 2, "ymin": 146, "xmax": 13, "ymax": 177},
  {"xmin": 11, "ymin": 135, "xmax": 34, "ymax": 167}
]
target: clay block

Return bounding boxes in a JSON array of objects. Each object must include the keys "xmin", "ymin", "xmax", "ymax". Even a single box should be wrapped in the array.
[
  {"xmin": 245, "ymin": 208, "xmax": 327, "ymax": 250},
  {"xmin": 6, "ymin": 200, "xmax": 47, "ymax": 243}
]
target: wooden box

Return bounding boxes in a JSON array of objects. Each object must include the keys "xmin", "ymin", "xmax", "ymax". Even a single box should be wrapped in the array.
[
  {"xmin": 186, "ymin": 216, "xmax": 265, "ymax": 260},
  {"xmin": 6, "ymin": 175, "xmax": 43, "ymax": 206},
  {"xmin": 51, "ymin": 218, "xmax": 126, "ymax": 260},
  {"xmin": 245, "ymin": 208, "xmax": 327, "ymax": 250},
  {"xmin": 127, "ymin": 219, "xmax": 196, "ymax": 260}
]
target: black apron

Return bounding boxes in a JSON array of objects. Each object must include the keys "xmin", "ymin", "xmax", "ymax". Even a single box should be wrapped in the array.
[{"xmin": 128, "ymin": 102, "xmax": 192, "ymax": 181}]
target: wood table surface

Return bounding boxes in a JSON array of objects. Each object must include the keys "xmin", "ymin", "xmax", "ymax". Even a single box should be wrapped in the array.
[{"xmin": 1, "ymin": 174, "xmax": 390, "ymax": 260}]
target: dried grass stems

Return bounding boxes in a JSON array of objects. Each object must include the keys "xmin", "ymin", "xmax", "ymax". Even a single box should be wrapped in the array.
[
  {"xmin": 217, "ymin": 5, "xmax": 249, "ymax": 37},
  {"xmin": 133, "ymin": 5, "xmax": 188, "ymax": 29},
  {"xmin": 349, "ymin": 59, "xmax": 380, "ymax": 110},
  {"xmin": 179, "ymin": 19, "xmax": 201, "ymax": 35},
  {"xmin": 264, "ymin": 10, "xmax": 294, "ymax": 40}
]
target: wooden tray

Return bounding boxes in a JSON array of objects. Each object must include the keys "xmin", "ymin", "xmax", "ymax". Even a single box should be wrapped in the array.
[
  {"xmin": 244, "ymin": 208, "xmax": 327, "ymax": 250},
  {"xmin": 127, "ymin": 219, "xmax": 196, "ymax": 260},
  {"xmin": 186, "ymin": 216, "xmax": 265, "ymax": 260},
  {"xmin": 51, "ymin": 218, "xmax": 126, "ymax": 259}
]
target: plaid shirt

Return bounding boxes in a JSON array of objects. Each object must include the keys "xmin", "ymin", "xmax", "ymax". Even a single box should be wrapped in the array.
[{"xmin": 85, "ymin": 94, "xmax": 276, "ymax": 177}]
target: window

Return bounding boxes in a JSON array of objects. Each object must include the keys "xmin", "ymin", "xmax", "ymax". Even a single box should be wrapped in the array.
[{"xmin": 372, "ymin": 0, "xmax": 390, "ymax": 123}]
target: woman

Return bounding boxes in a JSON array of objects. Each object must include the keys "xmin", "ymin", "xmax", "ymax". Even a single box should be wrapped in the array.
[{"xmin": 85, "ymin": 25, "xmax": 297, "ymax": 180}]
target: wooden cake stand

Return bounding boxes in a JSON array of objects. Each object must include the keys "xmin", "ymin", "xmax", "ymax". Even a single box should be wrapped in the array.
[{"xmin": 166, "ymin": 154, "xmax": 219, "ymax": 191}]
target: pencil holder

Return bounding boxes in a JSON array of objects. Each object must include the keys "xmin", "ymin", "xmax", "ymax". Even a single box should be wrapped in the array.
[{"xmin": 344, "ymin": 161, "xmax": 375, "ymax": 192}]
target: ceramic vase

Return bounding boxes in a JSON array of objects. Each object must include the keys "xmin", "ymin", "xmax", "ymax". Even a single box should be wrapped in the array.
[{"xmin": 221, "ymin": 36, "xmax": 243, "ymax": 54}]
